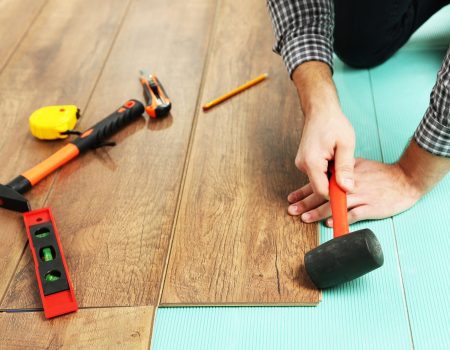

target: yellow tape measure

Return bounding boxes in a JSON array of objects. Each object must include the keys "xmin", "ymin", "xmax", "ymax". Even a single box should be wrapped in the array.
[{"xmin": 29, "ymin": 105, "xmax": 80, "ymax": 140}]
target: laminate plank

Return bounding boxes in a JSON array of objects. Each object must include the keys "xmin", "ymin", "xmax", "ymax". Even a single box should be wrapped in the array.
[
  {"xmin": 0, "ymin": 306, "xmax": 154, "ymax": 349},
  {"xmin": 1, "ymin": 0, "xmax": 216, "ymax": 308},
  {"xmin": 152, "ymin": 58, "xmax": 414, "ymax": 349},
  {"xmin": 161, "ymin": 0, "xmax": 320, "ymax": 305},
  {"xmin": 0, "ymin": 0, "xmax": 48, "ymax": 71},
  {"xmin": 0, "ymin": 0, "xmax": 131, "ymax": 303}
]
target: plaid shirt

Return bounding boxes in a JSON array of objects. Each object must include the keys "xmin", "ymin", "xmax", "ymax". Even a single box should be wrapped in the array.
[{"xmin": 267, "ymin": 0, "xmax": 450, "ymax": 157}]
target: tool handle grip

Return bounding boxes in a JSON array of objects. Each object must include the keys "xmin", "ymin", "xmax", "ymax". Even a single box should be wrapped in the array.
[
  {"xmin": 19, "ymin": 144, "xmax": 80, "ymax": 188},
  {"xmin": 71, "ymin": 100, "xmax": 144, "ymax": 152},
  {"xmin": 329, "ymin": 165, "xmax": 349, "ymax": 237}
]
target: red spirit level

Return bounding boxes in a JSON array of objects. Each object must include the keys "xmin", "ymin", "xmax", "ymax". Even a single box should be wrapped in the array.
[{"xmin": 23, "ymin": 208, "xmax": 78, "ymax": 318}]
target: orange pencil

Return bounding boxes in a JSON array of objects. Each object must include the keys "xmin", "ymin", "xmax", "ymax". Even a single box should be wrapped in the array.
[{"xmin": 202, "ymin": 73, "xmax": 268, "ymax": 111}]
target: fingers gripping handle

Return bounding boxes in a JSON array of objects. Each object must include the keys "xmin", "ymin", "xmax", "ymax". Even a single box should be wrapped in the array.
[
  {"xmin": 329, "ymin": 165, "xmax": 349, "ymax": 237},
  {"xmin": 71, "ymin": 100, "xmax": 145, "ymax": 153}
]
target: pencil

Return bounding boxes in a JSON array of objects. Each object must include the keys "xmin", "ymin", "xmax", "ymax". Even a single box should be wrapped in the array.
[{"xmin": 202, "ymin": 73, "xmax": 268, "ymax": 111}]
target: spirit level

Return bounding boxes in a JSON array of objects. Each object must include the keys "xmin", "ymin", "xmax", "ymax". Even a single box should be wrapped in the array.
[{"xmin": 23, "ymin": 208, "xmax": 78, "ymax": 318}]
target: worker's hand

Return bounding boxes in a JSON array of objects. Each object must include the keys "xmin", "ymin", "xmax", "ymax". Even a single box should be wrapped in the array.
[
  {"xmin": 292, "ymin": 61, "xmax": 355, "ymax": 198},
  {"xmin": 296, "ymin": 108, "xmax": 355, "ymax": 198},
  {"xmin": 287, "ymin": 158, "xmax": 423, "ymax": 225}
]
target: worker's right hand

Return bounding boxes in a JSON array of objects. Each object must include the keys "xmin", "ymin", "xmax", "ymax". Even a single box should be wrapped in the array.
[
  {"xmin": 291, "ymin": 61, "xmax": 356, "ymax": 199},
  {"xmin": 295, "ymin": 106, "xmax": 356, "ymax": 198}
]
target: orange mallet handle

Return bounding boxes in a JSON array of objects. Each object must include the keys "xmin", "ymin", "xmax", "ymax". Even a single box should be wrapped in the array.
[{"xmin": 329, "ymin": 165, "xmax": 350, "ymax": 237}]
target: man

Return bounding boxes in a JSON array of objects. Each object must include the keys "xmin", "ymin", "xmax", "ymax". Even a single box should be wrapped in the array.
[{"xmin": 267, "ymin": 0, "xmax": 450, "ymax": 227}]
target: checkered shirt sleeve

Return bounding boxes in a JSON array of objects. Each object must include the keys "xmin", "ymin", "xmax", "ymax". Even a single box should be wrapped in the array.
[
  {"xmin": 414, "ymin": 46, "xmax": 450, "ymax": 157},
  {"xmin": 267, "ymin": 0, "xmax": 334, "ymax": 76},
  {"xmin": 268, "ymin": 2, "xmax": 450, "ymax": 156}
]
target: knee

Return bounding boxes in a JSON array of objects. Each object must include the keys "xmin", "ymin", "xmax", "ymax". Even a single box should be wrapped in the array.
[{"xmin": 334, "ymin": 31, "xmax": 391, "ymax": 69}]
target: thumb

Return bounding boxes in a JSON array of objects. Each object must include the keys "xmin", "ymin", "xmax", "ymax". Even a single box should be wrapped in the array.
[{"xmin": 334, "ymin": 142, "xmax": 355, "ymax": 192}]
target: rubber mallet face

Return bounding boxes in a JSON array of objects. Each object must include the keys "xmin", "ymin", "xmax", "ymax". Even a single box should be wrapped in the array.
[
  {"xmin": 303, "ymin": 164, "xmax": 384, "ymax": 289},
  {"xmin": 304, "ymin": 228, "xmax": 384, "ymax": 288}
]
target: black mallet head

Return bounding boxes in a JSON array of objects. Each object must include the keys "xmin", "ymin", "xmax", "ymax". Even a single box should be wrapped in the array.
[
  {"xmin": 305, "ymin": 228, "xmax": 384, "ymax": 289},
  {"xmin": 0, "ymin": 184, "xmax": 31, "ymax": 213}
]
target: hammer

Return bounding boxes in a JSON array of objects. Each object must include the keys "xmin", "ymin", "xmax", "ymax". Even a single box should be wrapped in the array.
[
  {"xmin": 304, "ymin": 165, "xmax": 384, "ymax": 289},
  {"xmin": 0, "ymin": 100, "xmax": 144, "ymax": 213}
]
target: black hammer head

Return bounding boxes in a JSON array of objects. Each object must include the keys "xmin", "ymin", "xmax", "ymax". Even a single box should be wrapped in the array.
[
  {"xmin": 0, "ymin": 184, "xmax": 30, "ymax": 212},
  {"xmin": 305, "ymin": 229, "xmax": 384, "ymax": 289}
]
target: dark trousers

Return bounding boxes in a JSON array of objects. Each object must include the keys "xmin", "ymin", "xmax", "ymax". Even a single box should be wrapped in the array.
[{"xmin": 334, "ymin": 0, "xmax": 450, "ymax": 68}]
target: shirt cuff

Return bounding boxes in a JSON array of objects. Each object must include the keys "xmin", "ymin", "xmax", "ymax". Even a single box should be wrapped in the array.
[
  {"xmin": 414, "ymin": 107, "xmax": 450, "ymax": 157},
  {"xmin": 278, "ymin": 34, "xmax": 334, "ymax": 77}
]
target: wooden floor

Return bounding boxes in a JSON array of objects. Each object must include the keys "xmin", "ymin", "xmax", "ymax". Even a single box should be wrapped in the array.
[{"xmin": 0, "ymin": 0, "xmax": 318, "ymax": 348}]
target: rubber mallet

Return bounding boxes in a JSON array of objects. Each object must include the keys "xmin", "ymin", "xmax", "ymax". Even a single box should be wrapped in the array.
[{"xmin": 304, "ymin": 165, "xmax": 384, "ymax": 288}]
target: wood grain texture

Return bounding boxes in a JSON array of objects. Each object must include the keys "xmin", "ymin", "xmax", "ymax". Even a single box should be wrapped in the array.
[
  {"xmin": 0, "ymin": 0, "xmax": 131, "ymax": 304},
  {"xmin": 0, "ymin": 0, "xmax": 48, "ymax": 71},
  {"xmin": 161, "ymin": 0, "xmax": 320, "ymax": 305},
  {"xmin": 1, "ymin": 0, "xmax": 216, "ymax": 308},
  {"xmin": 0, "ymin": 306, "xmax": 154, "ymax": 349}
]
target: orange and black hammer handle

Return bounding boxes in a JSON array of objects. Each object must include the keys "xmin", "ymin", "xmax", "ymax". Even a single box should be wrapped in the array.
[
  {"xmin": 329, "ymin": 164, "xmax": 350, "ymax": 238},
  {"xmin": 7, "ymin": 100, "xmax": 144, "ymax": 195},
  {"xmin": 139, "ymin": 75, "xmax": 171, "ymax": 118}
]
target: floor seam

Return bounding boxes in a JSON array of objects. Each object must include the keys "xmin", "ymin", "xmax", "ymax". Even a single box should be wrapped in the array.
[
  {"xmin": 0, "ymin": 0, "xmax": 50, "ymax": 153},
  {"xmin": 40, "ymin": 0, "xmax": 134, "ymax": 210},
  {"xmin": 367, "ymin": 70, "xmax": 386, "ymax": 163},
  {"xmin": 368, "ymin": 69, "xmax": 415, "ymax": 350},
  {"xmin": 0, "ymin": 0, "xmax": 49, "ymax": 77},
  {"xmin": 0, "ymin": 305, "xmax": 153, "ymax": 312},
  {"xmin": 390, "ymin": 219, "xmax": 416, "ymax": 350},
  {"xmin": 155, "ymin": 0, "xmax": 223, "ymax": 307},
  {"xmin": 0, "ymin": 244, "xmax": 29, "ymax": 307}
]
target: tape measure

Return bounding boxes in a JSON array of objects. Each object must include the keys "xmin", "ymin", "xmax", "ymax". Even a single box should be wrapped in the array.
[{"xmin": 29, "ymin": 105, "xmax": 80, "ymax": 140}]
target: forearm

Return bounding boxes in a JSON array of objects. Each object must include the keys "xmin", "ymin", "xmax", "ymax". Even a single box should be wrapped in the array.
[
  {"xmin": 414, "ymin": 47, "xmax": 450, "ymax": 157},
  {"xmin": 399, "ymin": 139, "xmax": 450, "ymax": 196},
  {"xmin": 406, "ymin": 48, "xmax": 450, "ymax": 194},
  {"xmin": 292, "ymin": 61, "xmax": 340, "ymax": 117},
  {"xmin": 292, "ymin": 61, "xmax": 356, "ymax": 195}
]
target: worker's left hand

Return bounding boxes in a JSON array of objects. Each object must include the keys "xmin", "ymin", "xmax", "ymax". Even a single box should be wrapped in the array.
[{"xmin": 287, "ymin": 158, "xmax": 423, "ymax": 226}]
